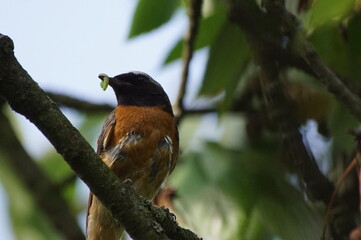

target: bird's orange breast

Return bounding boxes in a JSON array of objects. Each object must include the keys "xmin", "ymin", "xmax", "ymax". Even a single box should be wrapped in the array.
[
  {"xmin": 101, "ymin": 105, "xmax": 178, "ymax": 198},
  {"xmin": 113, "ymin": 105, "xmax": 176, "ymax": 147}
]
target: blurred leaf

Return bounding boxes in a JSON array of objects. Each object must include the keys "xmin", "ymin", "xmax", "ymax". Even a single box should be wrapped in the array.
[
  {"xmin": 40, "ymin": 152, "xmax": 72, "ymax": 182},
  {"xmin": 329, "ymin": 102, "xmax": 358, "ymax": 158},
  {"xmin": 205, "ymin": 142, "xmax": 280, "ymax": 213},
  {"xmin": 173, "ymin": 141, "xmax": 323, "ymax": 239},
  {"xmin": 178, "ymin": 114, "xmax": 202, "ymax": 150},
  {"xmin": 241, "ymin": 212, "xmax": 274, "ymax": 240},
  {"xmin": 0, "ymin": 154, "xmax": 61, "ymax": 240},
  {"xmin": 128, "ymin": 0, "xmax": 180, "ymax": 38},
  {"xmin": 309, "ymin": 17, "xmax": 361, "ymax": 81},
  {"xmin": 305, "ymin": 0, "xmax": 355, "ymax": 31},
  {"xmin": 309, "ymin": 25, "xmax": 349, "ymax": 75},
  {"xmin": 256, "ymin": 191, "xmax": 323, "ymax": 240},
  {"xmin": 346, "ymin": 14, "xmax": 361, "ymax": 81},
  {"xmin": 171, "ymin": 152, "xmax": 242, "ymax": 239},
  {"xmin": 164, "ymin": 7, "xmax": 226, "ymax": 64},
  {"xmin": 219, "ymin": 114, "xmax": 247, "ymax": 149},
  {"xmin": 171, "ymin": 152, "xmax": 208, "ymax": 197},
  {"xmin": 198, "ymin": 22, "xmax": 250, "ymax": 110}
]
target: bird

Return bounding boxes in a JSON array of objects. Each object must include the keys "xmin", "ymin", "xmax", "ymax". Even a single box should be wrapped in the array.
[{"xmin": 86, "ymin": 71, "xmax": 179, "ymax": 240}]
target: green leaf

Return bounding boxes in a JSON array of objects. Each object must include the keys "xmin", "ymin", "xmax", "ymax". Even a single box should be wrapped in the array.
[
  {"xmin": 198, "ymin": 22, "xmax": 250, "ymax": 109},
  {"xmin": 305, "ymin": 0, "xmax": 355, "ymax": 31},
  {"xmin": 128, "ymin": 0, "xmax": 180, "ymax": 38},
  {"xmin": 164, "ymin": 8, "xmax": 226, "ymax": 64}
]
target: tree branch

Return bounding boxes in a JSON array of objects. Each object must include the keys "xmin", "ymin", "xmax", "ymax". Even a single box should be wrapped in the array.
[
  {"xmin": 300, "ymin": 43, "xmax": 361, "ymax": 122},
  {"xmin": 175, "ymin": 0, "xmax": 203, "ymax": 122},
  {"xmin": 0, "ymin": 34, "xmax": 201, "ymax": 240}
]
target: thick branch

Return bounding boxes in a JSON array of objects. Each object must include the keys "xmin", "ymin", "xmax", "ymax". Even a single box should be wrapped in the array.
[
  {"xmin": 225, "ymin": 0, "xmax": 335, "ymax": 204},
  {"xmin": 0, "ymin": 34, "xmax": 200, "ymax": 240},
  {"xmin": 225, "ymin": 0, "xmax": 315, "ymax": 76},
  {"xmin": 0, "ymin": 106, "xmax": 84, "ymax": 240}
]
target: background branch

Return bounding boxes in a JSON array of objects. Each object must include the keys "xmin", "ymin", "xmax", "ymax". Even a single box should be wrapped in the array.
[
  {"xmin": 258, "ymin": 64, "xmax": 334, "ymax": 204},
  {"xmin": 0, "ymin": 105, "xmax": 85, "ymax": 240},
  {"xmin": 47, "ymin": 91, "xmax": 113, "ymax": 113},
  {"xmin": 0, "ymin": 34, "xmax": 200, "ymax": 240},
  {"xmin": 300, "ymin": 43, "xmax": 361, "ymax": 121}
]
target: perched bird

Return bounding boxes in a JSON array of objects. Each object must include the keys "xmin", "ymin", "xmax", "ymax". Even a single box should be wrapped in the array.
[{"xmin": 86, "ymin": 71, "xmax": 179, "ymax": 240}]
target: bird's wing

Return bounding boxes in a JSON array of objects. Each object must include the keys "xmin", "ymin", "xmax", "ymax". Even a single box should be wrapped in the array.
[{"xmin": 96, "ymin": 110, "xmax": 116, "ymax": 154}]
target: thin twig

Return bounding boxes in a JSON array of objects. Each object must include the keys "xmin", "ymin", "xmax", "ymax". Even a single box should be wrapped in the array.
[
  {"xmin": 47, "ymin": 91, "xmax": 113, "ymax": 113},
  {"xmin": 175, "ymin": 0, "xmax": 203, "ymax": 122},
  {"xmin": 322, "ymin": 158, "xmax": 358, "ymax": 240},
  {"xmin": 49, "ymin": 91, "xmax": 217, "ymax": 116}
]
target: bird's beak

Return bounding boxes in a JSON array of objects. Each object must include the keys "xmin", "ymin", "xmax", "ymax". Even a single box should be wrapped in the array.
[{"xmin": 98, "ymin": 73, "xmax": 108, "ymax": 81}]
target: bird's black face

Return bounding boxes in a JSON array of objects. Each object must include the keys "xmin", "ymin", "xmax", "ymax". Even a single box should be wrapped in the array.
[{"xmin": 99, "ymin": 72, "xmax": 173, "ymax": 115}]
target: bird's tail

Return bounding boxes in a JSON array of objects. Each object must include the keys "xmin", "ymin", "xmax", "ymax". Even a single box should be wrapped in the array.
[{"xmin": 86, "ymin": 194, "xmax": 124, "ymax": 240}]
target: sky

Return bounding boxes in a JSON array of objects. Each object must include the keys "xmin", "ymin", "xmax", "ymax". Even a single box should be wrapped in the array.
[{"xmin": 0, "ymin": 0, "xmax": 208, "ymax": 238}]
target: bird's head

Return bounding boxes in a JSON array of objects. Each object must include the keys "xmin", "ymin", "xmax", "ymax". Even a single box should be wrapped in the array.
[{"xmin": 99, "ymin": 71, "xmax": 173, "ymax": 115}]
